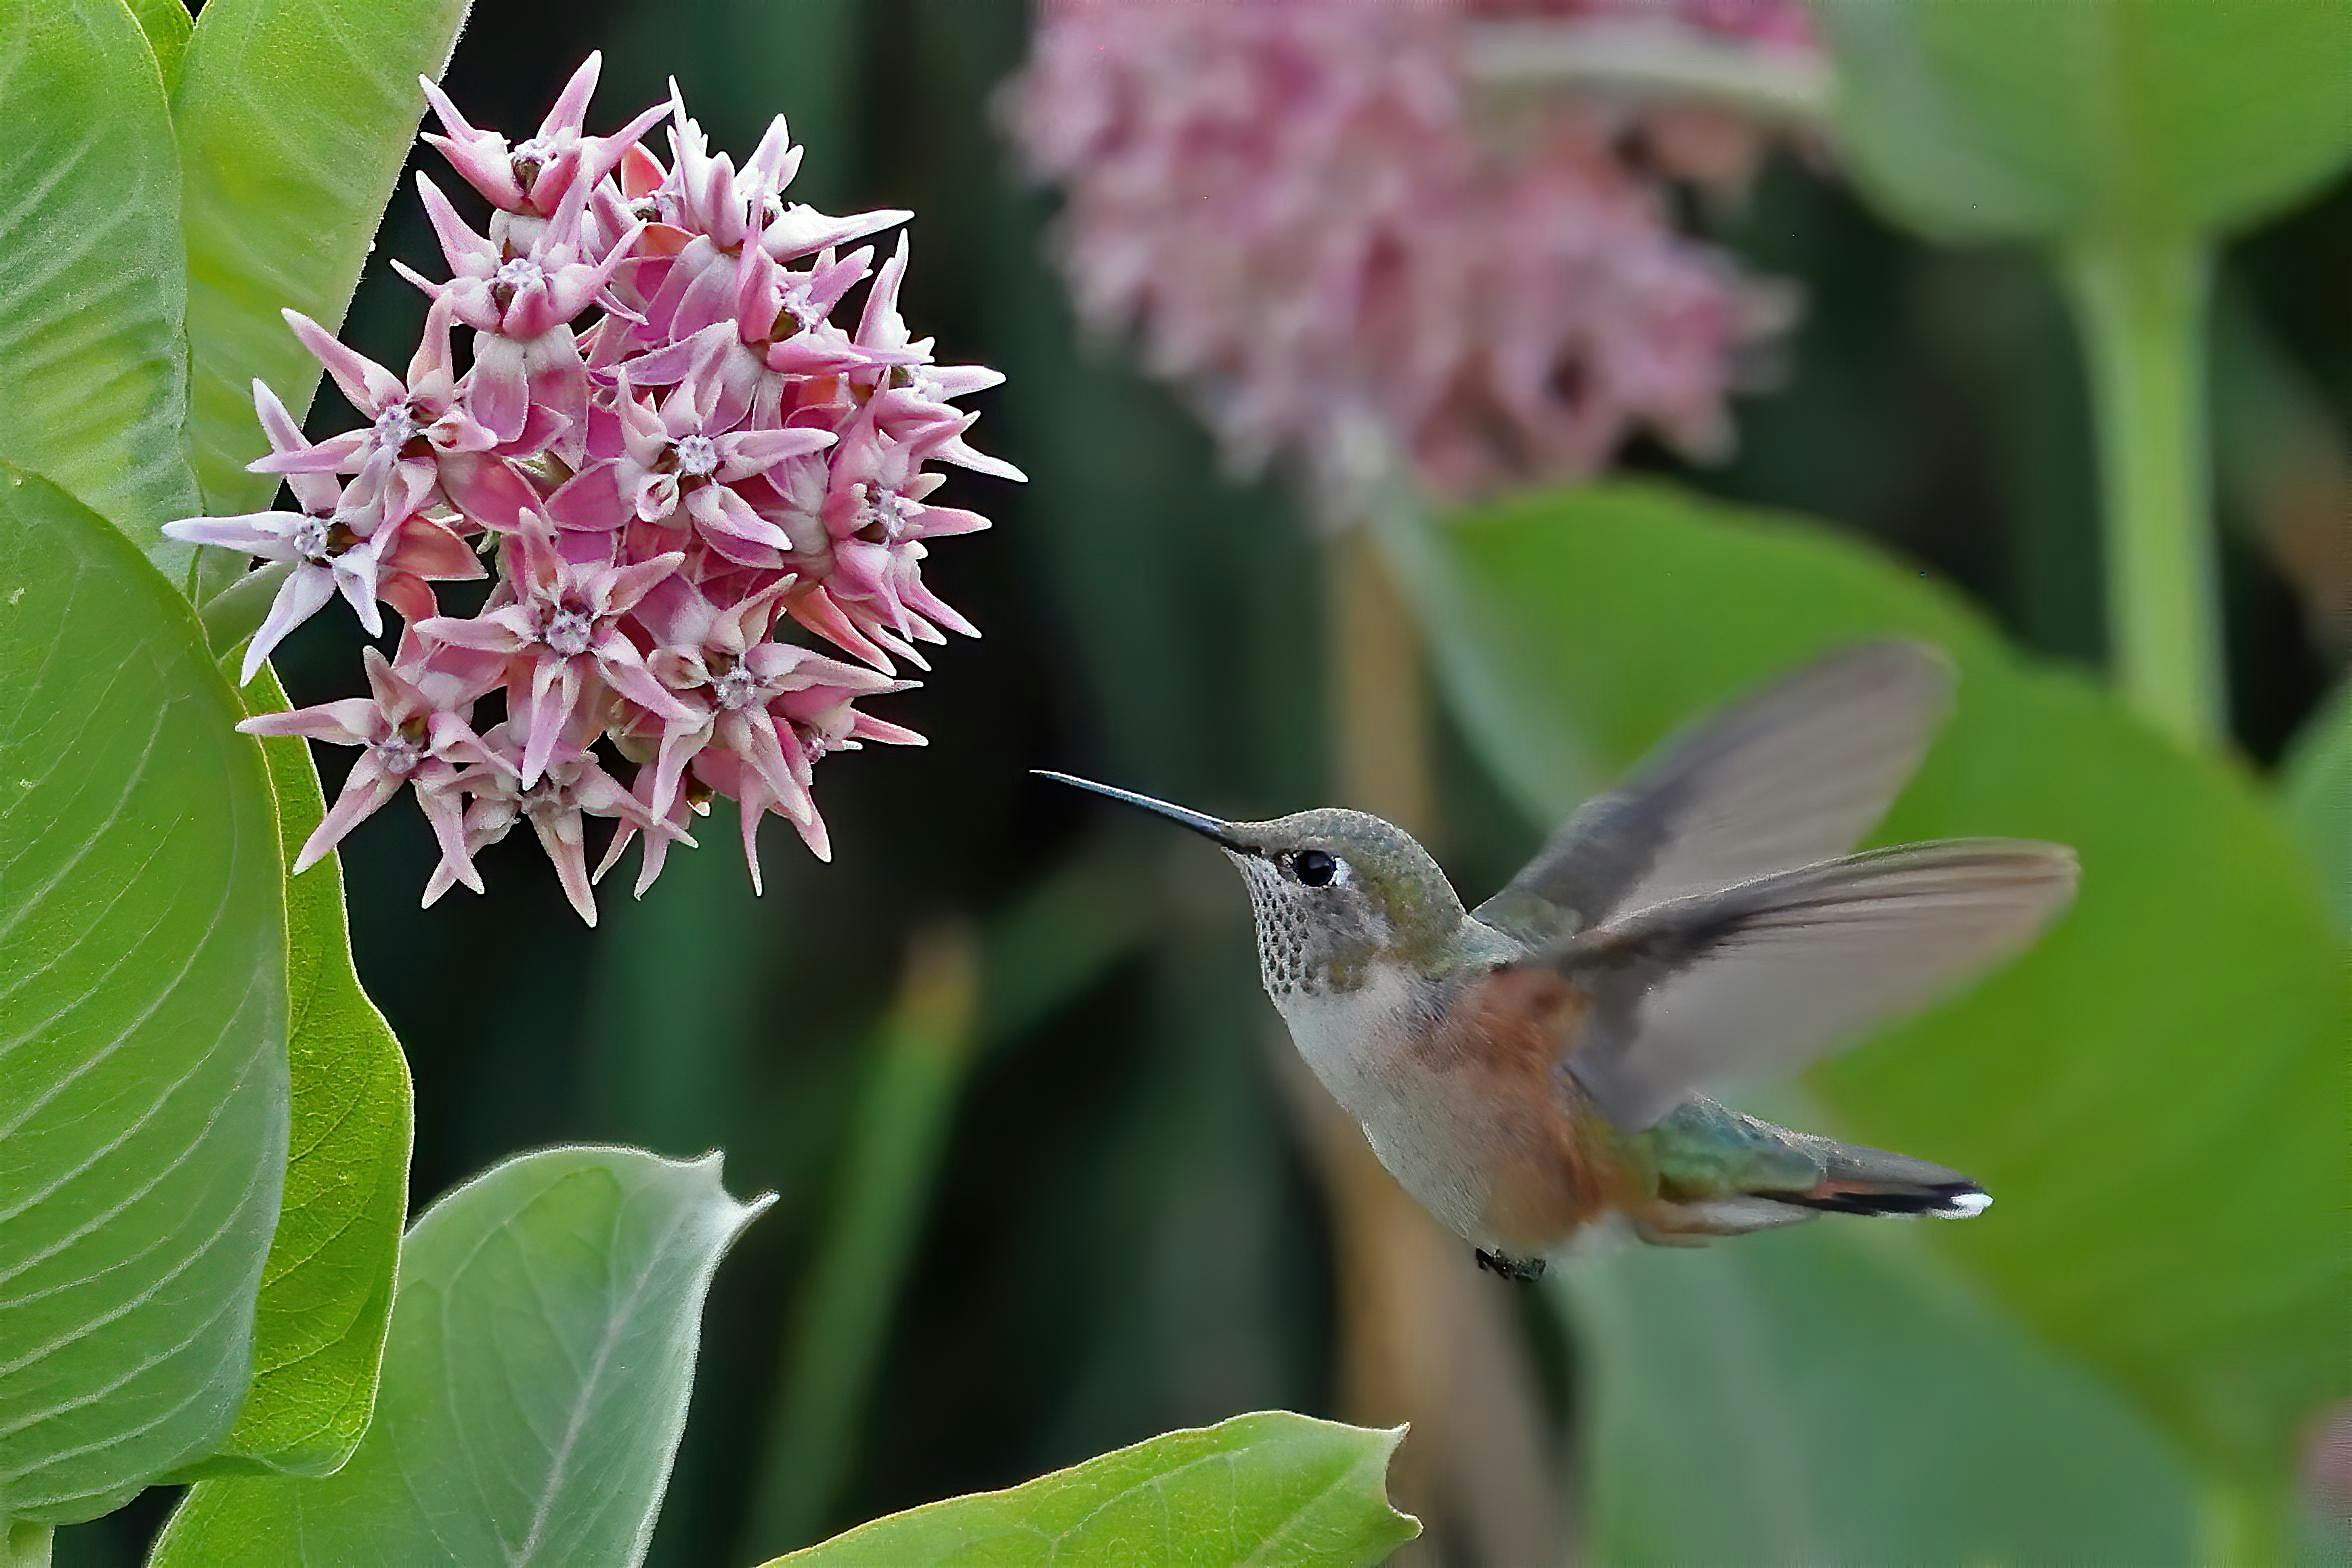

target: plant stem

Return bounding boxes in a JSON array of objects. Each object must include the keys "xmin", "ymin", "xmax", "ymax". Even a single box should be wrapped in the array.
[
  {"xmin": 1316, "ymin": 525, "xmax": 1562, "ymax": 1566},
  {"xmin": 736, "ymin": 859, "xmax": 1149, "ymax": 1562},
  {"xmin": 2062, "ymin": 239, "xmax": 2223, "ymax": 745},
  {"xmin": 1459, "ymin": 19, "xmax": 1832, "ymax": 125},
  {"xmin": 1329, "ymin": 527, "xmax": 1436, "ymax": 834},
  {"xmin": 742, "ymin": 929, "xmax": 978, "ymax": 1556},
  {"xmin": 1, "ymin": 1522, "xmax": 49, "ymax": 1568},
  {"xmin": 591, "ymin": 841, "xmax": 770, "ymax": 1156},
  {"xmin": 2199, "ymin": 1474, "xmax": 2295, "ymax": 1568},
  {"xmin": 196, "ymin": 560, "xmax": 290, "ymax": 659},
  {"xmin": 1318, "ymin": 525, "xmax": 1441, "ymax": 1432}
]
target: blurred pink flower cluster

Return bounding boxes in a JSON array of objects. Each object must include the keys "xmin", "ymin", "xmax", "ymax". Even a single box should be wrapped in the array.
[
  {"xmin": 1008, "ymin": 0, "xmax": 1811, "ymax": 501},
  {"xmin": 170, "ymin": 56, "xmax": 1019, "ymax": 924}
]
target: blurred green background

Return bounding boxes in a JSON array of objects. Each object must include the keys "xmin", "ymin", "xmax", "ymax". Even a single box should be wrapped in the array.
[{"xmin": 62, "ymin": 1, "xmax": 2349, "ymax": 1563}]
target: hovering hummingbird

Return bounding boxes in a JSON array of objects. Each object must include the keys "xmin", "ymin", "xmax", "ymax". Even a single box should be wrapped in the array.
[{"xmin": 1037, "ymin": 643, "xmax": 2077, "ymax": 1280}]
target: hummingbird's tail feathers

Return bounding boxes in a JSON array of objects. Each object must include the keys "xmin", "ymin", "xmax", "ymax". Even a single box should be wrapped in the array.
[
  {"xmin": 1754, "ymin": 1132, "xmax": 1991, "ymax": 1220},
  {"xmin": 1631, "ymin": 1172, "xmax": 1990, "ymax": 1244},
  {"xmin": 1768, "ymin": 1175, "xmax": 1992, "ymax": 1220},
  {"xmin": 1473, "ymin": 641, "xmax": 1954, "ymax": 946},
  {"xmin": 1551, "ymin": 838, "xmax": 2079, "ymax": 1130},
  {"xmin": 1643, "ymin": 1106, "xmax": 1993, "ymax": 1238}
]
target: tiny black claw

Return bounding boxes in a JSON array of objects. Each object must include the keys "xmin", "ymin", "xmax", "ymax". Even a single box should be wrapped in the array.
[{"xmin": 1475, "ymin": 1248, "xmax": 1546, "ymax": 1283}]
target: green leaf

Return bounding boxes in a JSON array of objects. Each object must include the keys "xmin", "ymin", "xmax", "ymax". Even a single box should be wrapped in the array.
[
  {"xmin": 172, "ymin": 0, "xmax": 472, "ymax": 517},
  {"xmin": 1566, "ymin": 1213, "xmax": 2193, "ymax": 1563},
  {"xmin": 124, "ymin": 0, "xmax": 193, "ymax": 90},
  {"xmin": 1391, "ymin": 482, "xmax": 2349, "ymax": 1481},
  {"xmin": 2280, "ymin": 679, "xmax": 2350, "ymax": 933},
  {"xmin": 0, "ymin": 0, "xmax": 202, "ymax": 571},
  {"xmin": 172, "ymin": 666, "xmax": 411, "ymax": 1478},
  {"xmin": 4, "ymin": 1521, "xmax": 50, "ymax": 1568},
  {"xmin": 761, "ymin": 1412, "xmax": 1419, "ymax": 1568},
  {"xmin": 1820, "ymin": 0, "xmax": 2352, "ymax": 245},
  {"xmin": 153, "ymin": 1147, "xmax": 770, "ymax": 1566},
  {"xmin": 0, "ymin": 466, "xmax": 286, "ymax": 1525}
]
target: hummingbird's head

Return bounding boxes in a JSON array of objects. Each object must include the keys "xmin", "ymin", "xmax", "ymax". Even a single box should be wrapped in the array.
[{"xmin": 1032, "ymin": 773, "xmax": 1467, "ymax": 998}]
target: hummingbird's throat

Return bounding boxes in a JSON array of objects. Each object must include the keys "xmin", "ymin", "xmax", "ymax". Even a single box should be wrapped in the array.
[{"xmin": 1231, "ymin": 852, "xmax": 1376, "ymax": 998}]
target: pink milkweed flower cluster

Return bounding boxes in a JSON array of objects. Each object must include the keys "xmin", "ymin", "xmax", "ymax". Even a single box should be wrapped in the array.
[
  {"xmin": 1008, "ymin": 0, "xmax": 1811, "ymax": 503},
  {"xmin": 169, "ymin": 56, "xmax": 1020, "ymax": 924}
]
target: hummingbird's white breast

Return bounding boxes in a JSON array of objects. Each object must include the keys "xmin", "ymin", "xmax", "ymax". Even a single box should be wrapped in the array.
[
  {"xmin": 1273, "ymin": 965, "xmax": 1499, "ymax": 1247},
  {"xmin": 1230, "ymin": 848, "xmax": 1519, "ymax": 1248}
]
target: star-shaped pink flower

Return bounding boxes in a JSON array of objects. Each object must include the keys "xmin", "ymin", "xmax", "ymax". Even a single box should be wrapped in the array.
[
  {"xmin": 415, "ymin": 524, "xmax": 688, "ymax": 786},
  {"xmin": 593, "ymin": 760, "xmax": 705, "ymax": 899},
  {"xmin": 545, "ymin": 362, "xmax": 833, "ymax": 565},
  {"xmin": 168, "ymin": 383, "xmax": 486, "ymax": 679},
  {"xmin": 423, "ymin": 709, "xmax": 669, "ymax": 925},
  {"xmin": 398, "ymin": 174, "xmax": 642, "ymax": 451},
  {"xmin": 420, "ymin": 50, "xmax": 666, "ymax": 220},
  {"xmin": 254, "ymin": 299, "xmax": 494, "ymax": 504},
  {"xmin": 238, "ymin": 648, "xmax": 506, "ymax": 877},
  {"xmin": 766, "ymin": 412, "xmax": 987, "ymax": 668},
  {"xmin": 630, "ymin": 576, "xmax": 906, "ymax": 818},
  {"xmin": 626, "ymin": 241, "xmax": 911, "ymax": 428},
  {"xmin": 183, "ymin": 64, "xmax": 1017, "ymax": 909},
  {"xmin": 856, "ymin": 239, "xmax": 1026, "ymax": 483}
]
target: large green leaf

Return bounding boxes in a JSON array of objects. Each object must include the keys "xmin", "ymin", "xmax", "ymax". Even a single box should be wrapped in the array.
[
  {"xmin": 0, "ymin": 0, "xmax": 202, "ymax": 572},
  {"xmin": 172, "ymin": 0, "xmax": 472, "ymax": 517},
  {"xmin": 153, "ymin": 1147, "xmax": 769, "ymax": 1566},
  {"xmin": 762, "ymin": 1412, "xmax": 1419, "ymax": 1568},
  {"xmin": 1390, "ymin": 482, "xmax": 2349, "ymax": 1482},
  {"xmin": 173, "ymin": 667, "xmax": 411, "ymax": 1478},
  {"xmin": 1820, "ymin": 0, "xmax": 2352, "ymax": 246},
  {"xmin": 2280, "ymin": 680, "xmax": 2350, "ymax": 934},
  {"xmin": 124, "ymin": 0, "xmax": 193, "ymax": 89},
  {"xmin": 1566, "ymin": 1205, "xmax": 2192, "ymax": 1564},
  {"xmin": 0, "ymin": 467, "xmax": 286, "ymax": 1525}
]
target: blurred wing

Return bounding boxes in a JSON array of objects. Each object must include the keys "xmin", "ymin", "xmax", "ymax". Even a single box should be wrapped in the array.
[
  {"xmin": 1472, "ymin": 642, "xmax": 1955, "ymax": 945},
  {"xmin": 1546, "ymin": 840, "xmax": 2078, "ymax": 1130}
]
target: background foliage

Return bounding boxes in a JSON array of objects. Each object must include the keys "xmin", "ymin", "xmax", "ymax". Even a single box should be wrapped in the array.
[{"xmin": 24, "ymin": 0, "xmax": 2346, "ymax": 1564}]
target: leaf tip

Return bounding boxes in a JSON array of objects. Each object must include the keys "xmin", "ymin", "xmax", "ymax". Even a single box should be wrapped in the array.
[
  {"xmin": 673, "ymin": 1147, "xmax": 777, "ymax": 1237},
  {"xmin": 1372, "ymin": 1423, "xmax": 1421, "ymax": 1539}
]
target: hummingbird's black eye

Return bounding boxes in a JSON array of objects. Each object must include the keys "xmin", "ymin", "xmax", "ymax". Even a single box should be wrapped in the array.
[{"xmin": 1293, "ymin": 849, "xmax": 1337, "ymax": 887}]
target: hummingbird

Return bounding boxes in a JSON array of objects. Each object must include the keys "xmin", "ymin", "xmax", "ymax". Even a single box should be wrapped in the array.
[{"xmin": 1037, "ymin": 643, "xmax": 2077, "ymax": 1281}]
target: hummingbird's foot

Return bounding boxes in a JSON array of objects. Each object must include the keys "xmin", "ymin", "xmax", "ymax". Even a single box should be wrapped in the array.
[{"xmin": 1474, "ymin": 1248, "xmax": 1547, "ymax": 1283}]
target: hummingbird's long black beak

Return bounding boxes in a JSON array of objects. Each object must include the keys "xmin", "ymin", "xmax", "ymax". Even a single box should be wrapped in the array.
[{"xmin": 1030, "ymin": 770, "xmax": 1244, "ymax": 849}]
